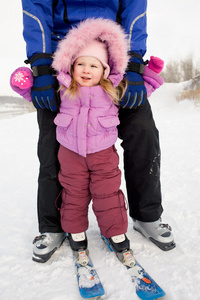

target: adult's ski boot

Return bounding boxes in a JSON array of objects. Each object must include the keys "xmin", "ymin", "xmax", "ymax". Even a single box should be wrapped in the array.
[
  {"xmin": 32, "ymin": 232, "xmax": 66, "ymax": 263},
  {"xmin": 133, "ymin": 218, "xmax": 176, "ymax": 251}
]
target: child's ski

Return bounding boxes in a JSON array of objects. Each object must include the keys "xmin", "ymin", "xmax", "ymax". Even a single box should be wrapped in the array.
[
  {"xmin": 73, "ymin": 249, "xmax": 105, "ymax": 299},
  {"xmin": 101, "ymin": 235, "xmax": 166, "ymax": 300}
]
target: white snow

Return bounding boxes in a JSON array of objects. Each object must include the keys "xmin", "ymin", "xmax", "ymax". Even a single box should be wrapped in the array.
[
  {"xmin": 1, "ymin": 0, "xmax": 200, "ymax": 298},
  {"xmin": 1, "ymin": 83, "xmax": 200, "ymax": 300}
]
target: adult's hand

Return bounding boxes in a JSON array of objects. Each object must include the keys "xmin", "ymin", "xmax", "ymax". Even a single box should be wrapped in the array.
[
  {"xmin": 30, "ymin": 53, "xmax": 59, "ymax": 111},
  {"xmin": 121, "ymin": 53, "xmax": 147, "ymax": 109}
]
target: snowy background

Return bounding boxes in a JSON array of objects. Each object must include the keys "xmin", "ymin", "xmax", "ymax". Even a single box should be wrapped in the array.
[
  {"xmin": 1, "ymin": 1, "xmax": 200, "ymax": 300},
  {"xmin": 1, "ymin": 82, "xmax": 200, "ymax": 300},
  {"xmin": 1, "ymin": 0, "xmax": 200, "ymax": 96}
]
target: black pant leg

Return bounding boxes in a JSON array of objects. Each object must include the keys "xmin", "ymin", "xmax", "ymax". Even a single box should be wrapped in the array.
[
  {"xmin": 118, "ymin": 100, "xmax": 163, "ymax": 222},
  {"xmin": 37, "ymin": 109, "xmax": 63, "ymax": 233}
]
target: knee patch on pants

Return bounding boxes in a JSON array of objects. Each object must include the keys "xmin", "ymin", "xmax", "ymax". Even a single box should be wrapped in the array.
[{"xmin": 92, "ymin": 190, "xmax": 128, "ymax": 238}]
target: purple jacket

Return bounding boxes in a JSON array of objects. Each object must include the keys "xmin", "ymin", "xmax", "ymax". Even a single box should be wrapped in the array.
[{"xmin": 54, "ymin": 75, "xmax": 119, "ymax": 158}]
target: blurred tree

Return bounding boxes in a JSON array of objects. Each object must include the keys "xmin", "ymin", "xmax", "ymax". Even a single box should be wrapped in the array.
[{"xmin": 161, "ymin": 55, "xmax": 200, "ymax": 82}]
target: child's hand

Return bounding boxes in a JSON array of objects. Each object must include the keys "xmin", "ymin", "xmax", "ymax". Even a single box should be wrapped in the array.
[
  {"xmin": 10, "ymin": 67, "xmax": 33, "ymax": 102},
  {"xmin": 143, "ymin": 56, "xmax": 164, "ymax": 98}
]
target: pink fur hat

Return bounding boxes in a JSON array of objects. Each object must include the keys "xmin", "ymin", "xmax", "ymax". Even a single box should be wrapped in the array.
[{"xmin": 52, "ymin": 18, "xmax": 129, "ymax": 76}]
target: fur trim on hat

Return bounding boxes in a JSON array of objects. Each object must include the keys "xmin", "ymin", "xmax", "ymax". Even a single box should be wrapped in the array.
[{"xmin": 52, "ymin": 18, "xmax": 129, "ymax": 75}]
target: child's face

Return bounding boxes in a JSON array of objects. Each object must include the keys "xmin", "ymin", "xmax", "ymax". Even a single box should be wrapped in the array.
[{"xmin": 73, "ymin": 56, "xmax": 104, "ymax": 87}]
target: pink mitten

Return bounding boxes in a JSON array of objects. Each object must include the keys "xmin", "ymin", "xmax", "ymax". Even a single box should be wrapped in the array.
[
  {"xmin": 10, "ymin": 67, "xmax": 33, "ymax": 102},
  {"xmin": 143, "ymin": 56, "xmax": 164, "ymax": 98},
  {"xmin": 148, "ymin": 56, "xmax": 164, "ymax": 74}
]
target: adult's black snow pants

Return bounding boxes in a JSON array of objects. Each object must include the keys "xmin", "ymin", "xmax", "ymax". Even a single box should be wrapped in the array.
[
  {"xmin": 37, "ymin": 109, "xmax": 63, "ymax": 233},
  {"xmin": 36, "ymin": 99, "xmax": 163, "ymax": 233},
  {"xmin": 118, "ymin": 100, "xmax": 163, "ymax": 222}
]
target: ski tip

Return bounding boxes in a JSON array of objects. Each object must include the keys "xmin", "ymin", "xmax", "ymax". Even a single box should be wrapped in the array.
[
  {"xmin": 79, "ymin": 286, "xmax": 105, "ymax": 299},
  {"xmin": 136, "ymin": 287, "xmax": 166, "ymax": 300}
]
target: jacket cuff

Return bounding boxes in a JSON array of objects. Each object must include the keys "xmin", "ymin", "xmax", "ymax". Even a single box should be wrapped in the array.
[{"xmin": 57, "ymin": 72, "xmax": 72, "ymax": 88}]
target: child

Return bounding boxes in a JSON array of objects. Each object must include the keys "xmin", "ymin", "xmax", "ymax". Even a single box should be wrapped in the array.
[
  {"xmin": 51, "ymin": 18, "xmax": 131, "ymax": 256},
  {"xmin": 10, "ymin": 18, "xmax": 165, "ymax": 263},
  {"xmin": 51, "ymin": 18, "xmax": 165, "ymax": 257}
]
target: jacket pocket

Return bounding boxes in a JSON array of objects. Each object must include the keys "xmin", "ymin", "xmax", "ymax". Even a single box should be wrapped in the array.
[
  {"xmin": 54, "ymin": 113, "xmax": 73, "ymax": 128},
  {"xmin": 97, "ymin": 115, "xmax": 120, "ymax": 131},
  {"xmin": 54, "ymin": 113, "xmax": 74, "ymax": 145}
]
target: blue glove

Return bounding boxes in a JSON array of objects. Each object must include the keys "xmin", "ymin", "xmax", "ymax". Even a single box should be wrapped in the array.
[
  {"xmin": 30, "ymin": 53, "xmax": 59, "ymax": 111},
  {"xmin": 121, "ymin": 54, "xmax": 147, "ymax": 109}
]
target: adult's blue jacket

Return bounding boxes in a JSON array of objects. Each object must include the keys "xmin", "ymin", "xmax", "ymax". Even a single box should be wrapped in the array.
[{"xmin": 22, "ymin": 0, "xmax": 147, "ymax": 60}]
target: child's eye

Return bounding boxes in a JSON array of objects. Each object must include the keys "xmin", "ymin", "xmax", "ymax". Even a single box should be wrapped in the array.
[{"xmin": 91, "ymin": 65, "xmax": 97, "ymax": 68}]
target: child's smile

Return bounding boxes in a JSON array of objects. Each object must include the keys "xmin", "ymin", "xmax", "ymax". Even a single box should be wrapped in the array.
[{"xmin": 74, "ymin": 56, "xmax": 104, "ymax": 87}]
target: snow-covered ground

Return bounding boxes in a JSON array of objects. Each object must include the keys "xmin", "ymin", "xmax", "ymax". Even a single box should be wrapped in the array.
[
  {"xmin": 1, "ymin": 83, "xmax": 200, "ymax": 300},
  {"xmin": 0, "ymin": 103, "xmax": 31, "ymax": 120}
]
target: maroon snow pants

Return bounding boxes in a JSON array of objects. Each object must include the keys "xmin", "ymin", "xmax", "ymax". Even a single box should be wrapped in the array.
[{"xmin": 58, "ymin": 145, "xmax": 128, "ymax": 238}]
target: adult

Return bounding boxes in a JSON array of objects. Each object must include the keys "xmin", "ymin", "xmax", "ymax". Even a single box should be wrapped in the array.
[{"xmin": 21, "ymin": 0, "xmax": 175, "ymax": 262}]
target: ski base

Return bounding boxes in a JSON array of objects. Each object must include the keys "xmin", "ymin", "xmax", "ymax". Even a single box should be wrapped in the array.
[
  {"xmin": 73, "ymin": 250, "xmax": 105, "ymax": 299},
  {"xmin": 101, "ymin": 235, "xmax": 165, "ymax": 300}
]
